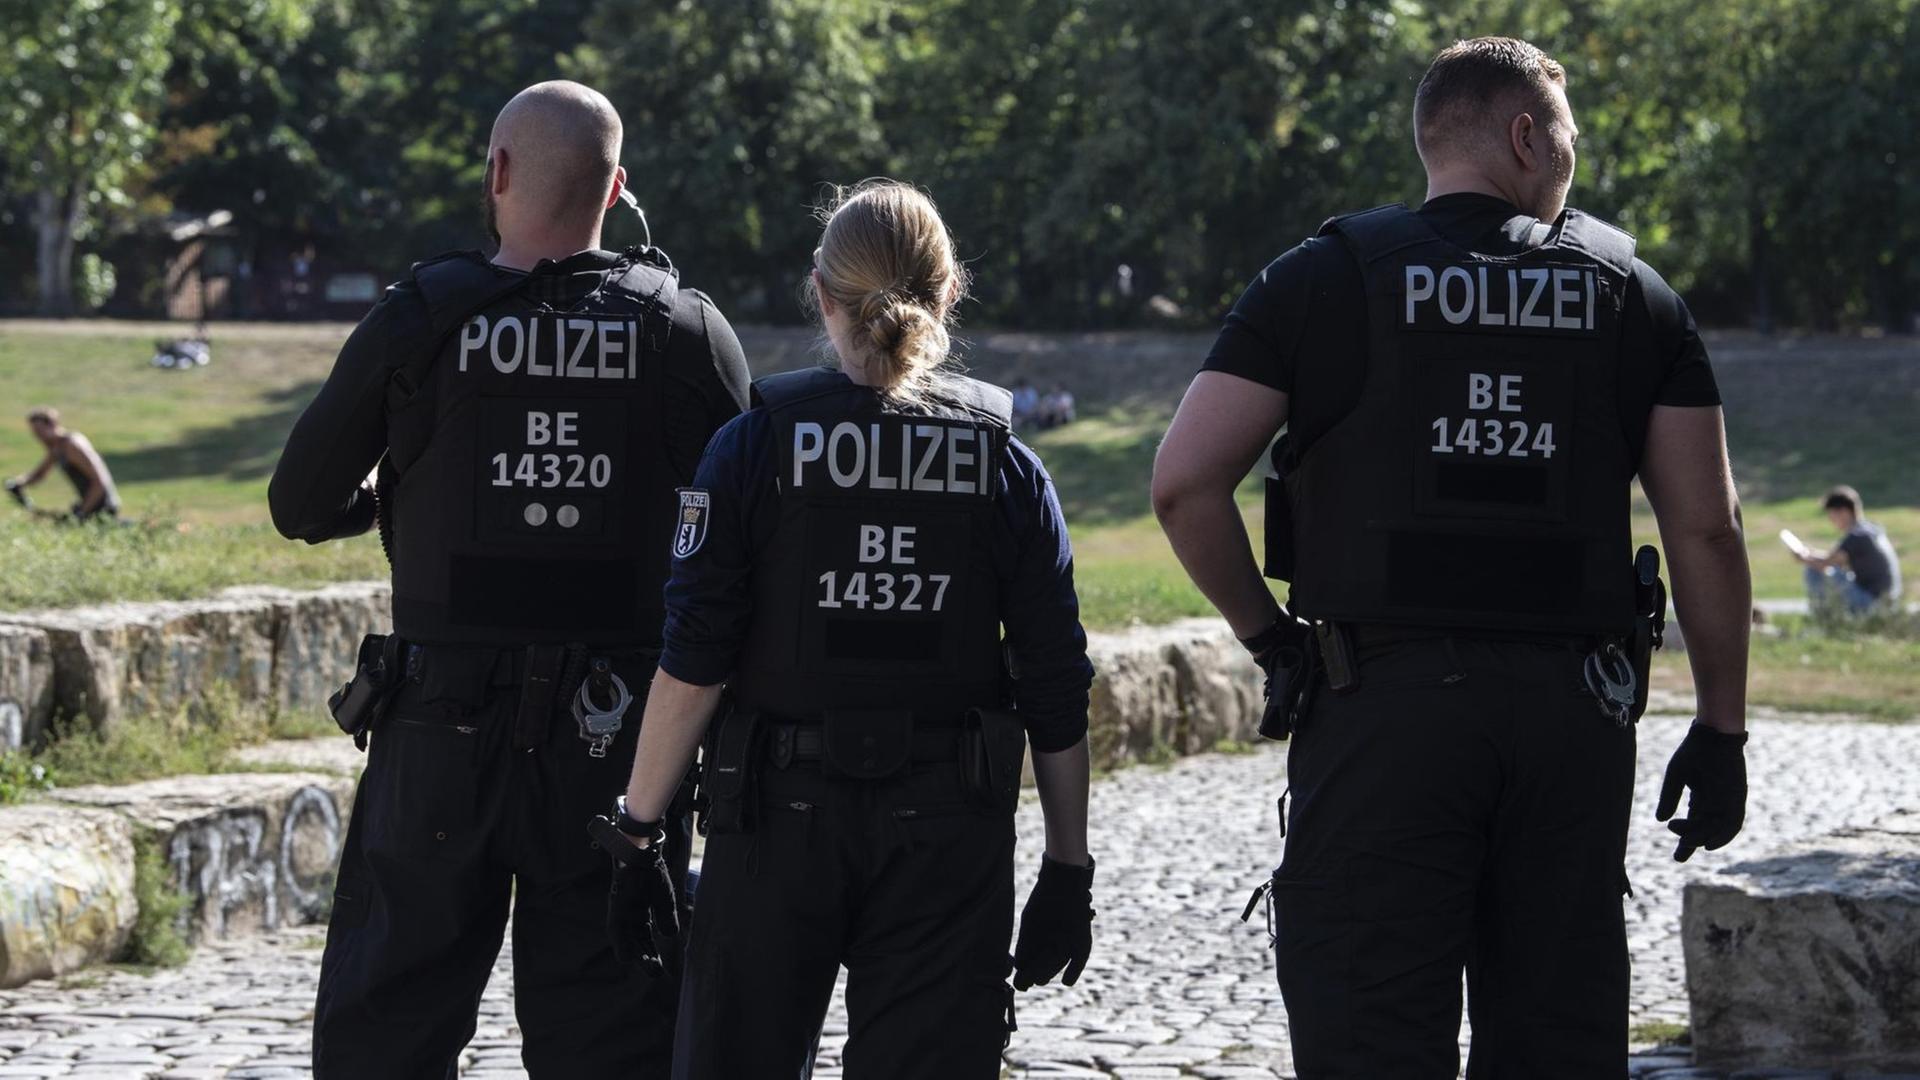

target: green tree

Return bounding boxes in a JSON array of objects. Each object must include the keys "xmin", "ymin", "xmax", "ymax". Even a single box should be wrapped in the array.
[
  {"xmin": 0, "ymin": 0, "xmax": 183, "ymax": 314},
  {"xmin": 572, "ymin": 0, "xmax": 892, "ymax": 318}
]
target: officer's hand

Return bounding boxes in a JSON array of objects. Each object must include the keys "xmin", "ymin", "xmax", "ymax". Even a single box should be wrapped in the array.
[
  {"xmin": 1012, "ymin": 855, "xmax": 1095, "ymax": 991},
  {"xmin": 590, "ymin": 816, "xmax": 681, "ymax": 978},
  {"xmin": 1240, "ymin": 611, "xmax": 1309, "ymax": 739},
  {"xmin": 1655, "ymin": 723, "xmax": 1749, "ymax": 862}
]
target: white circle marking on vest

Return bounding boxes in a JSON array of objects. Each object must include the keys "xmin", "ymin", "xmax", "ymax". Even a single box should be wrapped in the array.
[
  {"xmin": 557, "ymin": 504, "xmax": 580, "ymax": 528},
  {"xmin": 524, "ymin": 502, "xmax": 549, "ymax": 526}
]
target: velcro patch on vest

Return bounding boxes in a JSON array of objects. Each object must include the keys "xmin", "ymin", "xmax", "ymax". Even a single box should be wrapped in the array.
[
  {"xmin": 477, "ymin": 396, "xmax": 628, "ymax": 542},
  {"xmin": 1400, "ymin": 262, "xmax": 1601, "ymax": 338},
  {"xmin": 1411, "ymin": 356, "xmax": 1573, "ymax": 523},
  {"xmin": 779, "ymin": 415, "xmax": 999, "ymax": 500},
  {"xmin": 801, "ymin": 509, "xmax": 970, "ymax": 668}
]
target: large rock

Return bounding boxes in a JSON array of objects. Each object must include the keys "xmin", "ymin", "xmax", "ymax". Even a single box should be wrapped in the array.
[
  {"xmin": 1683, "ymin": 809, "xmax": 1920, "ymax": 1070},
  {"xmin": 0, "ymin": 623, "xmax": 54, "ymax": 749},
  {"xmin": 0, "ymin": 582, "xmax": 390, "ymax": 734},
  {"xmin": 0, "ymin": 804, "xmax": 138, "ymax": 988},
  {"xmin": 53, "ymin": 772, "xmax": 357, "ymax": 944},
  {"xmin": 1085, "ymin": 619, "xmax": 1261, "ymax": 771}
]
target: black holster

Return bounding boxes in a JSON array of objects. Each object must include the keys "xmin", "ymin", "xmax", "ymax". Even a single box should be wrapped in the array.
[
  {"xmin": 1627, "ymin": 545, "xmax": 1668, "ymax": 723},
  {"xmin": 963, "ymin": 708, "xmax": 1026, "ymax": 816},
  {"xmin": 328, "ymin": 633, "xmax": 407, "ymax": 751},
  {"xmin": 695, "ymin": 701, "xmax": 762, "ymax": 836}
]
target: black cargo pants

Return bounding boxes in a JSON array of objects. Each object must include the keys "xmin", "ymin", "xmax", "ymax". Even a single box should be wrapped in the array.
[
  {"xmin": 312, "ymin": 645, "xmax": 690, "ymax": 1079},
  {"xmin": 1272, "ymin": 635, "xmax": 1637, "ymax": 1079},
  {"xmin": 672, "ymin": 757, "xmax": 1016, "ymax": 1079}
]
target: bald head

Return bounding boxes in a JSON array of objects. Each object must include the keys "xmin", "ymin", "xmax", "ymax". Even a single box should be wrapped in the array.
[{"xmin": 486, "ymin": 80, "xmax": 624, "ymax": 246}]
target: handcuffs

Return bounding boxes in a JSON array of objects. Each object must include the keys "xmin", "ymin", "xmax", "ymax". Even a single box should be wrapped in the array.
[
  {"xmin": 572, "ymin": 657, "xmax": 634, "ymax": 758},
  {"xmin": 1582, "ymin": 642, "xmax": 1638, "ymax": 728}
]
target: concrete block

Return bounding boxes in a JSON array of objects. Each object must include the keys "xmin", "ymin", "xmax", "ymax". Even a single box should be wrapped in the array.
[{"xmin": 1684, "ymin": 809, "xmax": 1920, "ymax": 1071}]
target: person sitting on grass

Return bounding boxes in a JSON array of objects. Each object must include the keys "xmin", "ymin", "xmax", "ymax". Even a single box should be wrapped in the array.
[
  {"xmin": 1798, "ymin": 485, "xmax": 1901, "ymax": 615},
  {"xmin": 5, "ymin": 407, "xmax": 121, "ymax": 522}
]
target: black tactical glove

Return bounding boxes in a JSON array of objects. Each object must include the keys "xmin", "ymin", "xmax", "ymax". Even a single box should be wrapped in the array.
[
  {"xmin": 1240, "ymin": 610, "xmax": 1311, "ymax": 741},
  {"xmin": 1655, "ymin": 723, "xmax": 1749, "ymax": 862},
  {"xmin": 1012, "ymin": 855, "xmax": 1095, "ymax": 990},
  {"xmin": 589, "ymin": 813, "xmax": 681, "ymax": 978}
]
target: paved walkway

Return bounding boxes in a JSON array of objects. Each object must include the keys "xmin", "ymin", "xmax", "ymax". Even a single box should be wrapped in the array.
[{"xmin": 3, "ymin": 710, "xmax": 1918, "ymax": 1078}]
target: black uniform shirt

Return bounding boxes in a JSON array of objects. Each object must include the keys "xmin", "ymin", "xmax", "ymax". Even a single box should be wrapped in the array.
[
  {"xmin": 269, "ymin": 250, "xmax": 751, "ymax": 543},
  {"xmin": 1203, "ymin": 193, "xmax": 1721, "ymax": 468},
  {"xmin": 660, "ymin": 382, "xmax": 1096, "ymax": 753}
]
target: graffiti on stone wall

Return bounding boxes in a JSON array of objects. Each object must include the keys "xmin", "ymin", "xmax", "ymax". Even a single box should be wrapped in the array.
[
  {"xmin": 0, "ymin": 701, "xmax": 21, "ymax": 752},
  {"xmin": 167, "ymin": 784, "xmax": 344, "ymax": 941}
]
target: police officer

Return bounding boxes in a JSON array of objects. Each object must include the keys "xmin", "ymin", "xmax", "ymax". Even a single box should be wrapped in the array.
[
  {"xmin": 268, "ymin": 81, "xmax": 749, "ymax": 1078},
  {"xmin": 600, "ymin": 180, "xmax": 1097, "ymax": 1079},
  {"xmin": 1152, "ymin": 38, "xmax": 1753, "ymax": 1078}
]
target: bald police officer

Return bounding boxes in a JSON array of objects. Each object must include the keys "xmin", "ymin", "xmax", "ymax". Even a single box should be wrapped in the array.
[
  {"xmin": 269, "ymin": 81, "xmax": 749, "ymax": 1078},
  {"xmin": 1152, "ymin": 38, "xmax": 1753, "ymax": 1077}
]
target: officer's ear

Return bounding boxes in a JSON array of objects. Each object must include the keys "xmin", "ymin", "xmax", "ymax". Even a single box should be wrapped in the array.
[
  {"xmin": 1508, "ymin": 111, "xmax": 1539, "ymax": 172},
  {"xmin": 605, "ymin": 166, "xmax": 628, "ymax": 211},
  {"xmin": 491, "ymin": 148, "xmax": 511, "ymax": 196}
]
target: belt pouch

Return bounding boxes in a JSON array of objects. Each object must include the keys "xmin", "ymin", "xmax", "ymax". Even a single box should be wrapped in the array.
[
  {"xmin": 513, "ymin": 644, "xmax": 566, "ymax": 752},
  {"xmin": 820, "ymin": 710, "xmax": 914, "ymax": 779},
  {"xmin": 702, "ymin": 705, "xmax": 762, "ymax": 835},
  {"xmin": 965, "ymin": 708, "xmax": 1026, "ymax": 814}
]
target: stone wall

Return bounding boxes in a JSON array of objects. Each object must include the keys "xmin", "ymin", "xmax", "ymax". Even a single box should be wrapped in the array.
[
  {"xmin": 54, "ymin": 773, "xmax": 357, "ymax": 945},
  {"xmin": 0, "ymin": 603, "xmax": 1262, "ymax": 986},
  {"xmin": 0, "ymin": 624, "xmax": 54, "ymax": 750},
  {"xmin": 1683, "ymin": 808, "xmax": 1920, "ymax": 1070},
  {"xmin": 1086, "ymin": 619, "xmax": 1262, "ymax": 771},
  {"xmin": 0, "ymin": 582, "xmax": 390, "ymax": 738}
]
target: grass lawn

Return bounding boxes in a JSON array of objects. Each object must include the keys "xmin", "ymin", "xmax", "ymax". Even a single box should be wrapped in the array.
[{"xmin": 1, "ymin": 320, "xmax": 1914, "ymax": 718}]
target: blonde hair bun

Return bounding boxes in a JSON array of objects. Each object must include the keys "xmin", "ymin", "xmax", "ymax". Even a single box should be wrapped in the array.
[{"xmin": 810, "ymin": 179, "xmax": 969, "ymax": 403}]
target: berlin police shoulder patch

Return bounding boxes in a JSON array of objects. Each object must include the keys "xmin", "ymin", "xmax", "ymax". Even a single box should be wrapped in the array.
[{"xmin": 673, "ymin": 489, "xmax": 710, "ymax": 559}]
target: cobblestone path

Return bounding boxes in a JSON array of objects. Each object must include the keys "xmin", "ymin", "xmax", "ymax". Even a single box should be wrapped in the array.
[{"xmin": 3, "ymin": 711, "xmax": 1916, "ymax": 1078}]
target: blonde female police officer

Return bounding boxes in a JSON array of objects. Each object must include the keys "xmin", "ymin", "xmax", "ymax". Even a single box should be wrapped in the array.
[
  {"xmin": 1154, "ymin": 39, "xmax": 1752, "ymax": 1078},
  {"xmin": 598, "ymin": 180, "xmax": 1098, "ymax": 1079}
]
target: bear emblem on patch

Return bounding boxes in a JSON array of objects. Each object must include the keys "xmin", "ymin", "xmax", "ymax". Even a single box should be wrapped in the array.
[{"xmin": 674, "ymin": 489, "xmax": 710, "ymax": 558}]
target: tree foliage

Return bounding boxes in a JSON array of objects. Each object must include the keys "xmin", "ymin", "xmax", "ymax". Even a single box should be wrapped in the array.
[{"xmin": 1, "ymin": 0, "xmax": 1914, "ymax": 329}]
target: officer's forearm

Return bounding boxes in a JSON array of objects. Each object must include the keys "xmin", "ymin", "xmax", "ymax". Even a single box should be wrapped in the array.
[
  {"xmin": 1665, "ymin": 525, "xmax": 1751, "ymax": 734},
  {"xmin": 1155, "ymin": 490, "xmax": 1279, "ymax": 637},
  {"xmin": 623, "ymin": 670, "xmax": 725, "ymax": 822},
  {"xmin": 1031, "ymin": 735, "xmax": 1091, "ymax": 866}
]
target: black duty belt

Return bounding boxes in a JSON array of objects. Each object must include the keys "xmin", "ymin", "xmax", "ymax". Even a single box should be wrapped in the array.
[
  {"xmin": 766, "ymin": 724, "xmax": 963, "ymax": 766},
  {"xmin": 1340, "ymin": 622, "xmax": 1594, "ymax": 651}
]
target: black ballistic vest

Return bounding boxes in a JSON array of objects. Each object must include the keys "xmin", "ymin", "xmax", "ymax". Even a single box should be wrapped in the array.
[
  {"xmin": 386, "ymin": 249, "xmax": 677, "ymax": 646},
  {"xmin": 731, "ymin": 369, "xmax": 1012, "ymax": 720},
  {"xmin": 1280, "ymin": 204, "xmax": 1639, "ymax": 636}
]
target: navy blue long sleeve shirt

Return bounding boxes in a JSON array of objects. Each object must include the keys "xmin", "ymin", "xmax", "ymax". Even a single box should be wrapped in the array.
[{"xmin": 660, "ymin": 398, "xmax": 1095, "ymax": 753}]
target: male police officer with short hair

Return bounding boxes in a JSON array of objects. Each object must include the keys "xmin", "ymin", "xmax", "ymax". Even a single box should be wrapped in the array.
[
  {"xmin": 1152, "ymin": 38, "xmax": 1753, "ymax": 1077},
  {"xmin": 269, "ymin": 80, "xmax": 749, "ymax": 1078}
]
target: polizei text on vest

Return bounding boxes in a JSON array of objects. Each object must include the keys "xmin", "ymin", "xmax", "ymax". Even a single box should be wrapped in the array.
[
  {"xmin": 458, "ymin": 315, "xmax": 647, "ymax": 379},
  {"xmin": 791, "ymin": 419, "xmax": 993, "ymax": 495}
]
